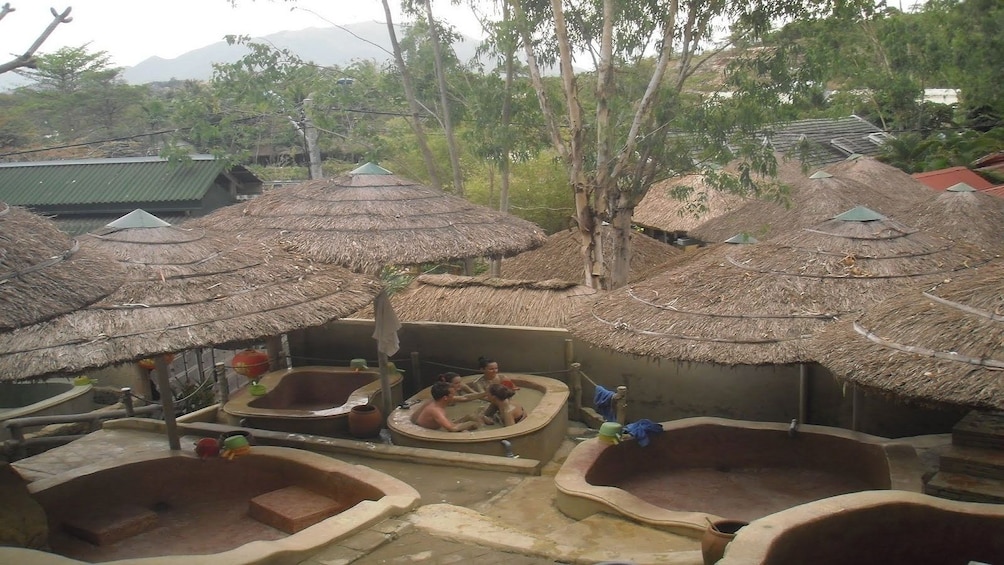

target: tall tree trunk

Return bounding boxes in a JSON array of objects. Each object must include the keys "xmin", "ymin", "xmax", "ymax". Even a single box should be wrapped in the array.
[
  {"xmin": 303, "ymin": 95, "xmax": 323, "ymax": 180},
  {"xmin": 423, "ymin": 0, "xmax": 465, "ymax": 196},
  {"xmin": 380, "ymin": 0, "xmax": 442, "ymax": 188},
  {"xmin": 492, "ymin": 0, "xmax": 517, "ymax": 278}
]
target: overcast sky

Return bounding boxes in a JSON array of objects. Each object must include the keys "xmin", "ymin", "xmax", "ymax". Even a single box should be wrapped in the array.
[{"xmin": 3, "ymin": 0, "xmax": 486, "ymax": 68}]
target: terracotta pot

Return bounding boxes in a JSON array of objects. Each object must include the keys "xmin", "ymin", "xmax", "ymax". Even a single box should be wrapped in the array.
[
  {"xmin": 348, "ymin": 405, "xmax": 383, "ymax": 439},
  {"xmin": 701, "ymin": 519, "xmax": 747, "ymax": 565}
]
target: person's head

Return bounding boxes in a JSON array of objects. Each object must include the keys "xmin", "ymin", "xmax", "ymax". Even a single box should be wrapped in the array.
[
  {"xmin": 430, "ymin": 381, "xmax": 453, "ymax": 401},
  {"xmin": 478, "ymin": 356, "xmax": 499, "ymax": 377},
  {"xmin": 488, "ymin": 382, "xmax": 515, "ymax": 401},
  {"xmin": 437, "ymin": 372, "xmax": 463, "ymax": 392}
]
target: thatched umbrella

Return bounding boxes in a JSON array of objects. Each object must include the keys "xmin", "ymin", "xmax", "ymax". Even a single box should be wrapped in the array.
[
  {"xmin": 357, "ymin": 274, "xmax": 596, "ymax": 328},
  {"xmin": 0, "ymin": 203, "xmax": 124, "ymax": 331},
  {"xmin": 187, "ymin": 163, "xmax": 548, "ymax": 416},
  {"xmin": 906, "ymin": 183, "xmax": 1004, "ymax": 254},
  {"xmin": 691, "ymin": 159, "xmax": 931, "ymax": 243},
  {"xmin": 502, "ymin": 226, "xmax": 683, "ymax": 284},
  {"xmin": 813, "ymin": 262, "xmax": 1003, "ymax": 411},
  {"xmin": 0, "ymin": 210, "xmax": 383, "ymax": 448},
  {"xmin": 568, "ymin": 206, "xmax": 992, "ymax": 366},
  {"xmin": 633, "ymin": 174, "xmax": 749, "ymax": 235},
  {"xmin": 189, "ymin": 163, "xmax": 547, "ymax": 275}
]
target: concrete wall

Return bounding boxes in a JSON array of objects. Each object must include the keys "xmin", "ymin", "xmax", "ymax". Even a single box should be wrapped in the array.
[{"xmin": 288, "ymin": 319, "xmax": 967, "ymax": 439}]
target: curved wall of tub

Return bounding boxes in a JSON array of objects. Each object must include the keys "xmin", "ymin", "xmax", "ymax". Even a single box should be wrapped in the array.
[
  {"xmin": 0, "ymin": 446, "xmax": 419, "ymax": 565},
  {"xmin": 718, "ymin": 490, "xmax": 1004, "ymax": 565},
  {"xmin": 222, "ymin": 366, "xmax": 403, "ymax": 436},
  {"xmin": 387, "ymin": 374, "xmax": 569, "ymax": 462},
  {"xmin": 555, "ymin": 417, "xmax": 924, "ymax": 537},
  {"xmin": 0, "ymin": 381, "xmax": 94, "ymax": 441}
]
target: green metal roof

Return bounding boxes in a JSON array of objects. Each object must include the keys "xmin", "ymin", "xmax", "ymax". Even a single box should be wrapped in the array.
[
  {"xmin": 833, "ymin": 206, "xmax": 886, "ymax": 221},
  {"xmin": 350, "ymin": 162, "xmax": 393, "ymax": 175},
  {"xmin": 0, "ymin": 156, "xmax": 228, "ymax": 206},
  {"xmin": 725, "ymin": 233, "xmax": 758, "ymax": 244},
  {"xmin": 106, "ymin": 209, "xmax": 173, "ymax": 228}
]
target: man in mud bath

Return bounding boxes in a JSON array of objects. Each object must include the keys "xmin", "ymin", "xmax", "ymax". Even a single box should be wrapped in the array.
[{"xmin": 411, "ymin": 382, "xmax": 480, "ymax": 432}]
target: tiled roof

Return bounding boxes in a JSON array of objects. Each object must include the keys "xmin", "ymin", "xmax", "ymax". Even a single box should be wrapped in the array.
[
  {"xmin": 766, "ymin": 116, "xmax": 889, "ymax": 165},
  {"xmin": 912, "ymin": 166, "xmax": 995, "ymax": 191},
  {"xmin": 0, "ymin": 155, "xmax": 253, "ymax": 207}
]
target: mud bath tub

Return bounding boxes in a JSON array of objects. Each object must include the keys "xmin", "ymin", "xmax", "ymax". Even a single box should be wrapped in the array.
[
  {"xmin": 0, "ymin": 380, "xmax": 94, "ymax": 441},
  {"xmin": 555, "ymin": 417, "xmax": 923, "ymax": 537},
  {"xmin": 718, "ymin": 490, "xmax": 1004, "ymax": 565},
  {"xmin": 222, "ymin": 365, "xmax": 403, "ymax": 436},
  {"xmin": 2, "ymin": 446, "xmax": 419, "ymax": 565},
  {"xmin": 387, "ymin": 374, "xmax": 568, "ymax": 462}
]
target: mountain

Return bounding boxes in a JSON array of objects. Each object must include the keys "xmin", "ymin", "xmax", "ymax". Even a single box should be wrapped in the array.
[{"xmin": 122, "ymin": 21, "xmax": 482, "ymax": 84}]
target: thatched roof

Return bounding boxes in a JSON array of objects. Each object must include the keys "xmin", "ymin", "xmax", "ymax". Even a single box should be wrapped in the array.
[
  {"xmin": 501, "ymin": 226, "xmax": 683, "ymax": 284},
  {"xmin": 906, "ymin": 184, "xmax": 1004, "ymax": 254},
  {"xmin": 690, "ymin": 157, "xmax": 932, "ymax": 243},
  {"xmin": 186, "ymin": 164, "xmax": 547, "ymax": 274},
  {"xmin": 825, "ymin": 155, "xmax": 936, "ymax": 203},
  {"xmin": 0, "ymin": 203, "xmax": 124, "ymax": 331},
  {"xmin": 356, "ymin": 274, "xmax": 596, "ymax": 329},
  {"xmin": 814, "ymin": 262, "xmax": 1004, "ymax": 411},
  {"xmin": 0, "ymin": 211, "xmax": 383, "ymax": 380},
  {"xmin": 633, "ymin": 174, "xmax": 749, "ymax": 233},
  {"xmin": 567, "ymin": 207, "xmax": 992, "ymax": 365}
]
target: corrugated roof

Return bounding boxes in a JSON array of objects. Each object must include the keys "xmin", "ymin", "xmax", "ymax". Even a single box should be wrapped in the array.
[
  {"xmin": 0, "ymin": 155, "xmax": 228, "ymax": 206},
  {"xmin": 766, "ymin": 116, "xmax": 887, "ymax": 165}
]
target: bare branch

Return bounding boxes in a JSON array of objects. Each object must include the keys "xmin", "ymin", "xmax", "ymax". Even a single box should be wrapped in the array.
[{"xmin": 0, "ymin": 5, "xmax": 73, "ymax": 75}]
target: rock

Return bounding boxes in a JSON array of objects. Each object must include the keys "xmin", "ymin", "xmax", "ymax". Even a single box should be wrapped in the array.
[{"xmin": 0, "ymin": 463, "xmax": 49, "ymax": 549}]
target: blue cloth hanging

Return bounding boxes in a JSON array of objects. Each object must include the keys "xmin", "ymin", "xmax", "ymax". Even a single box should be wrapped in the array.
[
  {"xmin": 594, "ymin": 385, "xmax": 617, "ymax": 422},
  {"xmin": 623, "ymin": 419, "xmax": 664, "ymax": 447}
]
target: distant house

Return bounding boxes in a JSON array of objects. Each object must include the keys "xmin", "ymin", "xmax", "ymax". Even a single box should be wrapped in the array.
[
  {"xmin": 0, "ymin": 155, "xmax": 263, "ymax": 234},
  {"xmin": 763, "ymin": 115, "xmax": 891, "ymax": 166},
  {"xmin": 912, "ymin": 166, "xmax": 996, "ymax": 191}
]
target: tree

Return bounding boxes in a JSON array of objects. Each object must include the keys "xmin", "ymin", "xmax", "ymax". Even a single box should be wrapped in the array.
[
  {"xmin": 0, "ymin": 4, "xmax": 72, "ymax": 75},
  {"xmin": 510, "ymin": 0, "xmax": 829, "ymax": 289}
]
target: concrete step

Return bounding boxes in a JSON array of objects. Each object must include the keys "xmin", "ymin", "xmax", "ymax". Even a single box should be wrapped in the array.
[
  {"xmin": 952, "ymin": 411, "xmax": 1004, "ymax": 450},
  {"xmin": 939, "ymin": 444, "xmax": 1004, "ymax": 480},
  {"xmin": 924, "ymin": 471, "xmax": 1004, "ymax": 504}
]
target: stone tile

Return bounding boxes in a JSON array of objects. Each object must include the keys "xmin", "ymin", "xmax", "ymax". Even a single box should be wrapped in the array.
[
  {"xmin": 339, "ymin": 529, "xmax": 392, "ymax": 552},
  {"xmin": 300, "ymin": 544, "xmax": 364, "ymax": 565}
]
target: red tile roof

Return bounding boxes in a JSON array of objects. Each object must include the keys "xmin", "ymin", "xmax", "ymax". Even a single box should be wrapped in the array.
[{"xmin": 912, "ymin": 166, "xmax": 995, "ymax": 191}]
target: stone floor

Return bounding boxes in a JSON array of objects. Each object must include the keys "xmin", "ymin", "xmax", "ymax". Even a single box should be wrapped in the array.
[
  {"xmin": 10, "ymin": 423, "xmax": 706, "ymax": 565},
  {"xmin": 9, "ymin": 422, "xmax": 951, "ymax": 565}
]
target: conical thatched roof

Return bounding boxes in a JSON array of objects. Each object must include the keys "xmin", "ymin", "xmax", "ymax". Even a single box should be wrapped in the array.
[
  {"xmin": 814, "ymin": 262, "xmax": 1004, "ymax": 411},
  {"xmin": 502, "ymin": 226, "xmax": 683, "ymax": 284},
  {"xmin": 906, "ymin": 183, "xmax": 1004, "ymax": 253},
  {"xmin": 357, "ymin": 274, "xmax": 596, "ymax": 328},
  {"xmin": 0, "ymin": 211, "xmax": 383, "ymax": 380},
  {"xmin": 633, "ymin": 174, "xmax": 749, "ymax": 233},
  {"xmin": 825, "ymin": 155, "xmax": 936, "ymax": 202},
  {"xmin": 0, "ymin": 203, "xmax": 124, "ymax": 331},
  {"xmin": 567, "ymin": 207, "xmax": 992, "ymax": 365},
  {"xmin": 186, "ymin": 164, "xmax": 547, "ymax": 274},
  {"xmin": 690, "ymin": 158, "xmax": 931, "ymax": 243}
]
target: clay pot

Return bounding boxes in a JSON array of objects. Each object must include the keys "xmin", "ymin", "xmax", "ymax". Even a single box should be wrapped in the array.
[
  {"xmin": 348, "ymin": 405, "xmax": 383, "ymax": 439},
  {"xmin": 701, "ymin": 519, "xmax": 747, "ymax": 565}
]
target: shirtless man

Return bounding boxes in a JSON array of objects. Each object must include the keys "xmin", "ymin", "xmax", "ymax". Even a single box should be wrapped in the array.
[{"xmin": 411, "ymin": 382, "xmax": 480, "ymax": 432}]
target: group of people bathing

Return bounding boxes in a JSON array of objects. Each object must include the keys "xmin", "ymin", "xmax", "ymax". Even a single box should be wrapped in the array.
[{"xmin": 410, "ymin": 357, "xmax": 526, "ymax": 432}]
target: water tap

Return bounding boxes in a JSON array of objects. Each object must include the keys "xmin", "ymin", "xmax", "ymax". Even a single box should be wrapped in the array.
[
  {"xmin": 500, "ymin": 439, "xmax": 517, "ymax": 458},
  {"xmin": 788, "ymin": 419, "xmax": 799, "ymax": 437}
]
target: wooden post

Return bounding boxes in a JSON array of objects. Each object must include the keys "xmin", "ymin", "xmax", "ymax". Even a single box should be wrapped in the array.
[
  {"xmin": 266, "ymin": 335, "xmax": 284, "ymax": 370},
  {"xmin": 615, "ymin": 385, "xmax": 628, "ymax": 425},
  {"xmin": 569, "ymin": 362, "xmax": 582, "ymax": 421},
  {"xmin": 410, "ymin": 351, "xmax": 422, "ymax": 396},
  {"xmin": 214, "ymin": 362, "xmax": 229, "ymax": 404},
  {"xmin": 851, "ymin": 384, "xmax": 862, "ymax": 432},
  {"xmin": 153, "ymin": 355, "xmax": 181, "ymax": 450},
  {"xmin": 377, "ymin": 352, "xmax": 393, "ymax": 421},
  {"xmin": 798, "ymin": 363, "xmax": 809, "ymax": 425},
  {"xmin": 122, "ymin": 387, "xmax": 134, "ymax": 417}
]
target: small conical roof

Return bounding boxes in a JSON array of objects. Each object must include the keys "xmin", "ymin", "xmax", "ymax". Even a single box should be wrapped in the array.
[{"xmin": 106, "ymin": 209, "xmax": 172, "ymax": 229}]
